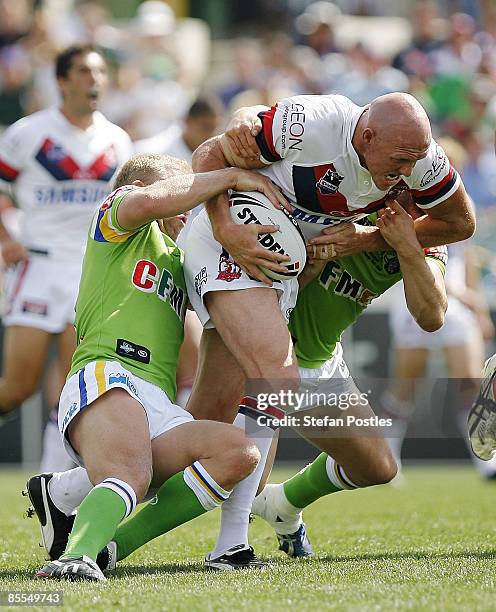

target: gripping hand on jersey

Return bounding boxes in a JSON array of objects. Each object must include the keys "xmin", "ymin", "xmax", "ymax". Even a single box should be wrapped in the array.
[
  {"xmin": 307, "ymin": 221, "xmax": 378, "ymax": 261},
  {"xmin": 211, "ymin": 194, "xmax": 290, "ymax": 286},
  {"xmin": 223, "ymin": 106, "xmax": 266, "ymax": 162},
  {"xmin": 375, "ymin": 199, "xmax": 423, "ymax": 258}
]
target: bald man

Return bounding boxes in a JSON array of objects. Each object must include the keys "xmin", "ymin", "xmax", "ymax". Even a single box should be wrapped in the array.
[{"xmin": 182, "ymin": 93, "xmax": 474, "ymax": 568}]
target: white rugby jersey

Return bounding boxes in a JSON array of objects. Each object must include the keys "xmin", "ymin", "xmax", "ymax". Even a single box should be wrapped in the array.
[
  {"xmin": 255, "ymin": 95, "xmax": 461, "ymax": 241},
  {"xmin": 0, "ymin": 107, "xmax": 133, "ymax": 259}
]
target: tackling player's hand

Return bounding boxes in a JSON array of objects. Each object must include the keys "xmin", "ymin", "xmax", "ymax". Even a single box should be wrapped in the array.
[
  {"xmin": 1, "ymin": 239, "xmax": 28, "ymax": 266},
  {"xmin": 376, "ymin": 199, "xmax": 423, "ymax": 258},
  {"xmin": 229, "ymin": 168, "xmax": 292, "ymax": 213},
  {"xmin": 213, "ymin": 221, "xmax": 290, "ymax": 286},
  {"xmin": 306, "ymin": 223, "xmax": 376, "ymax": 261},
  {"xmin": 224, "ymin": 110, "xmax": 262, "ymax": 161}
]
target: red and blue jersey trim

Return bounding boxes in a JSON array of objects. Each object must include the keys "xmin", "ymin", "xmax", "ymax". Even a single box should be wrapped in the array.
[
  {"xmin": 256, "ymin": 105, "xmax": 281, "ymax": 163},
  {"xmin": 411, "ymin": 166, "xmax": 458, "ymax": 207},
  {"xmin": 424, "ymin": 244, "xmax": 448, "ymax": 272}
]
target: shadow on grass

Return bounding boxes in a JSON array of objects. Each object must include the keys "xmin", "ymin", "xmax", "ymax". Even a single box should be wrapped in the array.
[
  {"xmin": 3, "ymin": 550, "xmax": 495, "ymax": 581},
  {"xmin": 318, "ymin": 550, "xmax": 496, "ymax": 563},
  {"xmin": 0, "ymin": 563, "xmax": 205, "ymax": 581},
  {"xmin": 0, "ymin": 568, "xmax": 40, "ymax": 580},
  {"xmin": 113, "ymin": 562, "xmax": 206, "ymax": 578}
]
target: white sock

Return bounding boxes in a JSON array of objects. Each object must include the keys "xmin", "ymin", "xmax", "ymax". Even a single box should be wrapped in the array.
[
  {"xmin": 48, "ymin": 467, "xmax": 93, "ymax": 516},
  {"xmin": 40, "ymin": 417, "xmax": 76, "ymax": 473},
  {"xmin": 381, "ymin": 390, "xmax": 414, "ymax": 467},
  {"xmin": 210, "ymin": 411, "xmax": 275, "ymax": 558}
]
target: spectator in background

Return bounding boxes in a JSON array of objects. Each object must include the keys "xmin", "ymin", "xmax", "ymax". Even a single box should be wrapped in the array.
[
  {"xmin": 392, "ymin": 0, "xmax": 444, "ymax": 79},
  {"xmin": 330, "ymin": 42, "xmax": 409, "ymax": 105},
  {"xmin": 460, "ymin": 129, "xmax": 496, "ymax": 212},
  {"xmin": 0, "ymin": 0, "xmax": 36, "ymax": 126},
  {"xmin": 294, "ymin": 1, "xmax": 342, "ymax": 57},
  {"xmin": 217, "ymin": 38, "xmax": 265, "ymax": 109}
]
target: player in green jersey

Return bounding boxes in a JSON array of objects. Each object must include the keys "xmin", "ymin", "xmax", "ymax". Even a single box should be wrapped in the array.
[
  {"xmin": 32, "ymin": 152, "xmax": 289, "ymax": 581},
  {"xmin": 204, "ymin": 197, "xmax": 449, "ymax": 567}
]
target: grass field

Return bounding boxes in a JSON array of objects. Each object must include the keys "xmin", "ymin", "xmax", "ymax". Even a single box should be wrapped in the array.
[{"xmin": 1, "ymin": 464, "xmax": 496, "ymax": 611}]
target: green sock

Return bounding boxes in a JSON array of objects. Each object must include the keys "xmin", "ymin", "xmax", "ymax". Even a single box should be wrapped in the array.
[
  {"xmin": 114, "ymin": 471, "xmax": 206, "ymax": 561},
  {"xmin": 64, "ymin": 487, "xmax": 127, "ymax": 560},
  {"xmin": 283, "ymin": 453, "xmax": 341, "ymax": 508}
]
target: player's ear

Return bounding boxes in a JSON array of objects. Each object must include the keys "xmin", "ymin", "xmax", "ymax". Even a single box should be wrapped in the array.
[
  {"xmin": 132, "ymin": 180, "xmax": 145, "ymax": 187},
  {"xmin": 362, "ymin": 128, "xmax": 374, "ymax": 145}
]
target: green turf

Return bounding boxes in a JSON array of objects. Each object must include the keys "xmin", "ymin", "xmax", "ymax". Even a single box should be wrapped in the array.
[{"xmin": 1, "ymin": 465, "xmax": 496, "ymax": 611}]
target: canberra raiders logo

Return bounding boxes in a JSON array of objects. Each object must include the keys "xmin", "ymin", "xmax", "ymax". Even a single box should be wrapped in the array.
[
  {"xmin": 316, "ymin": 169, "xmax": 344, "ymax": 195},
  {"xmin": 383, "ymin": 252, "xmax": 400, "ymax": 275}
]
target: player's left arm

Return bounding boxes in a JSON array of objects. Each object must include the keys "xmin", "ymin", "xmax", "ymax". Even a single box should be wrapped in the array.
[
  {"xmin": 221, "ymin": 105, "xmax": 269, "ymax": 163},
  {"xmin": 117, "ymin": 167, "xmax": 287, "ymax": 231},
  {"xmin": 309, "ymin": 142, "xmax": 475, "ymax": 258},
  {"xmin": 376, "ymin": 200, "xmax": 447, "ymax": 332}
]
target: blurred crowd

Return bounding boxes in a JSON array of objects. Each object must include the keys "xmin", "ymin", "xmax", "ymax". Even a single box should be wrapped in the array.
[{"xmin": 0, "ymin": 0, "xmax": 495, "ymax": 277}]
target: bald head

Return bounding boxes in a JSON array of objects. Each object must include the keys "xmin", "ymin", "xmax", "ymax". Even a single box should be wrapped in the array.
[
  {"xmin": 367, "ymin": 93, "xmax": 431, "ymax": 149},
  {"xmin": 353, "ymin": 93, "xmax": 432, "ymax": 191}
]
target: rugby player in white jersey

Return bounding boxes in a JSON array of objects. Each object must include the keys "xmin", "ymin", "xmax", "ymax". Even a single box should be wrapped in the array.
[
  {"xmin": 181, "ymin": 93, "xmax": 475, "ymax": 566},
  {"xmin": 0, "ymin": 44, "xmax": 133, "ymax": 468}
]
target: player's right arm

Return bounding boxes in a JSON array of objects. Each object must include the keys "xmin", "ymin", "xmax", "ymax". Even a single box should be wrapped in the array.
[
  {"xmin": 376, "ymin": 200, "xmax": 447, "ymax": 332},
  {"xmin": 192, "ymin": 134, "xmax": 291, "ymax": 284}
]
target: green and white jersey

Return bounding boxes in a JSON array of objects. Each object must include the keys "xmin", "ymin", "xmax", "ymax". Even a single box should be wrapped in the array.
[
  {"xmin": 290, "ymin": 216, "xmax": 448, "ymax": 369},
  {"xmin": 70, "ymin": 185, "xmax": 187, "ymax": 399}
]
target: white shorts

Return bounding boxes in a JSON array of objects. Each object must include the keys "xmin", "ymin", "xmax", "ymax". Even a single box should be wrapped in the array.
[
  {"xmin": 390, "ymin": 296, "xmax": 479, "ymax": 349},
  {"xmin": 295, "ymin": 344, "xmax": 361, "ymax": 411},
  {"xmin": 2, "ymin": 253, "xmax": 82, "ymax": 333},
  {"xmin": 184, "ymin": 210, "xmax": 299, "ymax": 328},
  {"xmin": 58, "ymin": 360, "xmax": 193, "ymax": 467}
]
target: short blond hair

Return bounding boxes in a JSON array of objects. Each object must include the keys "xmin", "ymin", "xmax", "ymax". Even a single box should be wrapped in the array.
[{"xmin": 113, "ymin": 153, "xmax": 191, "ymax": 189}]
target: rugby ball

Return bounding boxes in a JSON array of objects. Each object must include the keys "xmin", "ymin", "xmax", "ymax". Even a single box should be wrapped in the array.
[{"xmin": 229, "ymin": 191, "xmax": 307, "ymax": 281}]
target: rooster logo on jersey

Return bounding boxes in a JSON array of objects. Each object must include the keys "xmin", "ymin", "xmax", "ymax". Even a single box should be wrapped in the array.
[
  {"xmin": 316, "ymin": 169, "xmax": 344, "ymax": 195},
  {"xmin": 217, "ymin": 248, "xmax": 242, "ymax": 282}
]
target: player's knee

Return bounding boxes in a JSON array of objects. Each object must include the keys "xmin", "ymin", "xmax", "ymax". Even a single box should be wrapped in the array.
[
  {"xmin": 363, "ymin": 451, "xmax": 397, "ymax": 485},
  {"xmin": 242, "ymin": 350, "xmax": 300, "ymax": 385},
  {"xmin": 92, "ymin": 464, "xmax": 152, "ymax": 502},
  {"xmin": 237, "ymin": 440, "xmax": 261, "ymax": 480},
  {"xmin": 124, "ymin": 468, "xmax": 152, "ymax": 502},
  {"xmin": 220, "ymin": 431, "xmax": 260, "ymax": 485}
]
